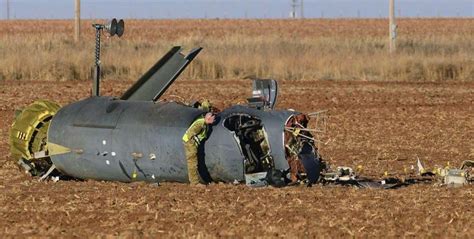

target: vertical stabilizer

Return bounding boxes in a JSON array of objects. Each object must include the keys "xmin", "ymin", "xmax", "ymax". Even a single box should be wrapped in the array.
[{"xmin": 121, "ymin": 47, "xmax": 202, "ymax": 101}]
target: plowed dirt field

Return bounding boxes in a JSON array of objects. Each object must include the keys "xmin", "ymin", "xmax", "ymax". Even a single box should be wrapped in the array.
[{"xmin": 0, "ymin": 80, "xmax": 472, "ymax": 237}]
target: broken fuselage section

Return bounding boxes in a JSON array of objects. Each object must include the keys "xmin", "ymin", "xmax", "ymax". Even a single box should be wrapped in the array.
[{"xmin": 10, "ymin": 47, "xmax": 323, "ymax": 187}]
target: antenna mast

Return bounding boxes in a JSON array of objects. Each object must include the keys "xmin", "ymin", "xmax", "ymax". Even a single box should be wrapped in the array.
[{"xmin": 91, "ymin": 19, "xmax": 125, "ymax": 96}]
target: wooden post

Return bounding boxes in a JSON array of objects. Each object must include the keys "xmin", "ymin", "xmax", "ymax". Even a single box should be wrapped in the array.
[
  {"xmin": 389, "ymin": 0, "xmax": 397, "ymax": 53},
  {"xmin": 6, "ymin": 0, "xmax": 10, "ymax": 20},
  {"xmin": 74, "ymin": 0, "xmax": 80, "ymax": 42},
  {"xmin": 300, "ymin": 0, "xmax": 304, "ymax": 19}
]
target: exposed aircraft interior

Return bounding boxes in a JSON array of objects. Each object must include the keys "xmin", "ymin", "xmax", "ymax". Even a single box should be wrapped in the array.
[{"xmin": 223, "ymin": 114, "xmax": 273, "ymax": 174}]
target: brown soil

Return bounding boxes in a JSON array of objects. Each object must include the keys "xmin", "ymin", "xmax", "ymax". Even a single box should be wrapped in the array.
[{"xmin": 0, "ymin": 79, "xmax": 472, "ymax": 237}]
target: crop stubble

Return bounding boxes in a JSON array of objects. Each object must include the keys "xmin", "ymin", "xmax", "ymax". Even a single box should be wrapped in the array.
[{"xmin": 0, "ymin": 79, "xmax": 472, "ymax": 237}]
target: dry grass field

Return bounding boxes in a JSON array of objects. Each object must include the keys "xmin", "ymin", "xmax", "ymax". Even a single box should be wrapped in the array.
[
  {"xmin": 0, "ymin": 19, "xmax": 473, "ymax": 82},
  {"xmin": 0, "ymin": 19, "xmax": 473, "ymax": 237}
]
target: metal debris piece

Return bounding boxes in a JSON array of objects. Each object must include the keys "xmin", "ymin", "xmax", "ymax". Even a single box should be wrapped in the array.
[
  {"xmin": 417, "ymin": 157, "xmax": 425, "ymax": 175},
  {"xmin": 460, "ymin": 160, "xmax": 474, "ymax": 170},
  {"xmin": 444, "ymin": 169, "xmax": 467, "ymax": 187},
  {"xmin": 17, "ymin": 158, "xmax": 33, "ymax": 175},
  {"xmin": 38, "ymin": 164, "xmax": 56, "ymax": 182},
  {"xmin": 245, "ymin": 172, "xmax": 268, "ymax": 187},
  {"xmin": 412, "ymin": 158, "xmax": 472, "ymax": 187},
  {"xmin": 323, "ymin": 166, "xmax": 356, "ymax": 182}
]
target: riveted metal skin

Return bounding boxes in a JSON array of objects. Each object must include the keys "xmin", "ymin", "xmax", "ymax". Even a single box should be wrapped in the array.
[
  {"xmin": 47, "ymin": 97, "xmax": 296, "ymax": 183},
  {"xmin": 48, "ymin": 97, "xmax": 203, "ymax": 182}
]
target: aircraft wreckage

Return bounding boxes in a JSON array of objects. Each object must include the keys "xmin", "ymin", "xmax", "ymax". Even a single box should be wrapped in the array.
[{"xmin": 9, "ymin": 19, "xmax": 473, "ymax": 188}]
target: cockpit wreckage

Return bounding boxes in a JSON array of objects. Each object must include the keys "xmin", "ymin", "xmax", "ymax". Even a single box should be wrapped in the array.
[{"xmin": 9, "ymin": 19, "xmax": 473, "ymax": 188}]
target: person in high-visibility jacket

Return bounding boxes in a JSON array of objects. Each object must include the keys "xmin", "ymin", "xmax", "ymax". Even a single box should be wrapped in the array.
[{"xmin": 182, "ymin": 112, "xmax": 215, "ymax": 185}]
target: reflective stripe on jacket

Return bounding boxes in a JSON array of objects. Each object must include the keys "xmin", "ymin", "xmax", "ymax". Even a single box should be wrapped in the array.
[{"xmin": 182, "ymin": 116, "xmax": 208, "ymax": 144}]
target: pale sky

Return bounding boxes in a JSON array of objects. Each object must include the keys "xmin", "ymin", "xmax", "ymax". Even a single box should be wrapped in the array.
[{"xmin": 1, "ymin": 0, "xmax": 473, "ymax": 19}]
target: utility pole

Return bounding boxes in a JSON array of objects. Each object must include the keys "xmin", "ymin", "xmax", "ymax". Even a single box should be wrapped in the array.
[
  {"xmin": 389, "ymin": 0, "xmax": 397, "ymax": 53},
  {"xmin": 75, "ymin": 0, "xmax": 81, "ymax": 42},
  {"xmin": 300, "ymin": 0, "xmax": 304, "ymax": 19},
  {"xmin": 290, "ymin": 0, "xmax": 297, "ymax": 19},
  {"xmin": 290, "ymin": 0, "xmax": 304, "ymax": 19},
  {"xmin": 6, "ymin": 0, "xmax": 10, "ymax": 20}
]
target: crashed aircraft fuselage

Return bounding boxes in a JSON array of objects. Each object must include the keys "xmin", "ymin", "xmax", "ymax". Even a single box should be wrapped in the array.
[
  {"xmin": 47, "ymin": 97, "xmax": 316, "ymax": 184},
  {"xmin": 10, "ymin": 28, "xmax": 322, "ymax": 186},
  {"xmin": 11, "ymin": 20, "xmax": 471, "ymax": 188}
]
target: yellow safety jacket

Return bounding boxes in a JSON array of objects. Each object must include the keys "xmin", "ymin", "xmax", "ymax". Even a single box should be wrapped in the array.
[{"xmin": 182, "ymin": 116, "xmax": 208, "ymax": 145}]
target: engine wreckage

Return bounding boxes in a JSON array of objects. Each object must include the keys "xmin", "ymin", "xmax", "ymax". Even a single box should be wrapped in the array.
[{"xmin": 9, "ymin": 19, "xmax": 473, "ymax": 188}]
